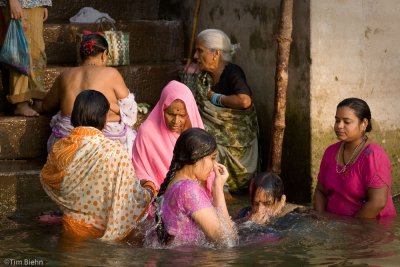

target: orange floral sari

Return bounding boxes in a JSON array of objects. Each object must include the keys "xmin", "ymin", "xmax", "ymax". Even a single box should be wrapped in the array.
[{"xmin": 41, "ymin": 127, "xmax": 154, "ymax": 241}]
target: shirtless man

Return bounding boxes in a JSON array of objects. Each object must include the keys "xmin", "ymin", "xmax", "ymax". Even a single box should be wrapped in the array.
[{"xmin": 41, "ymin": 33, "xmax": 137, "ymax": 157}]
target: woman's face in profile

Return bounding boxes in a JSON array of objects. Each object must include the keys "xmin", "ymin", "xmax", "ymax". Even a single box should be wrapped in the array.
[
  {"xmin": 164, "ymin": 99, "xmax": 191, "ymax": 134},
  {"xmin": 194, "ymin": 40, "xmax": 218, "ymax": 72}
]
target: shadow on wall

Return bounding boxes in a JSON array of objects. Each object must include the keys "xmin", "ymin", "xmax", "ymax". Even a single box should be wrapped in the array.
[
  {"xmin": 0, "ymin": 67, "xmax": 13, "ymax": 114},
  {"xmin": 159, "ymin": 0, "xmax": 181, "ymax": 20}
]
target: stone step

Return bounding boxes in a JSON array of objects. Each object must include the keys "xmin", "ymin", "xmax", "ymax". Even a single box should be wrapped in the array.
[
  {"xmin": 0, "ymin": 159, "xmax": 56, "ymax": 218},
  {"xmin": 0, "ymin": 159, "xmax": 43, "ymax": 175},
  {"xmin": 0, "ymin": 110, "xmax": 149, "ymax": 160},
  {"xmin": 45, "ymin": 20, "xmax": 184, "ymax": 65},
  {"xmin": 44, "ymin": 63, "xmax": 181, "ymax": 105},
  {"xmin": 0, "ymin": 116, "xmax": 51, "ymax": 160},
  {"xmin": 47, "ymin": 0, "xmax": 159, "ymax": 23}
]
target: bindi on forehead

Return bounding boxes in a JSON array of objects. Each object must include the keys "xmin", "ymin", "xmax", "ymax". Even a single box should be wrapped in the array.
[{"xmin": 168, "ymin": 100, "xmax": 187, "ymax": 114}]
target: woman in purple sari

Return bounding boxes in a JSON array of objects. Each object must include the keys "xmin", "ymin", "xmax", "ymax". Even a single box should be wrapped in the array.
[{"xmin": 154, "ymin": 128, "xmax": 238, "ymax": 247}]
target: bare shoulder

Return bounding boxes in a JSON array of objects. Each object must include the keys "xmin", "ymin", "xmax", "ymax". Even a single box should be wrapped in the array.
[
  {"xmin": 104, "ymin": 66, "xmax": 123, "ymax": 77},
  {"xmin": 59, "ymin": 67, "xmax": 80, "ymax": 81},
  {"xmin": 95, "ymin": 67, "xmax": 125, "ymax": 83},
  {"xmin": 103, "ymin": 67, "xmax": 129, "ymax": 95}
]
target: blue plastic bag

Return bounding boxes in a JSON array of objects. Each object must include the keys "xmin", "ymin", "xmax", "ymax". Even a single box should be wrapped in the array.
[{"xmin": 0, "ymin": 20, "xmax": 30, "ymax": 75}]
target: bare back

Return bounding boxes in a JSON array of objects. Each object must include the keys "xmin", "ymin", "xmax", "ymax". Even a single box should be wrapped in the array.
[{"xmin": 43, "ymin": 66, "xmax": 129, "ymax": 122}]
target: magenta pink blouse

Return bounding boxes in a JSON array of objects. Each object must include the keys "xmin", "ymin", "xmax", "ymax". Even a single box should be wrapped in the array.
[
  {"xmin": 318, "ymin": 142, "xmax": 396, "ymax": 218},
  {"xmin": 161, "ymin": 180, "xmax": 213, "ymax": 243}
]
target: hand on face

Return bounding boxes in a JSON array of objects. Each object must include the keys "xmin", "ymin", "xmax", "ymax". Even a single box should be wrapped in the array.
[
  {"xmin": 249, "ymin": 192, "xmax": 287, "ymax": 224},
  {"xmin": 248, "ymin": 207, "xmax": 271, "ymax": 224},
  {"xmin": 212, "ymin": 163, "xmax": 228, "ymax": 188}
]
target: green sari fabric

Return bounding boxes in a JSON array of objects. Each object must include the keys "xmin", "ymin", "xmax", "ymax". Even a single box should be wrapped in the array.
[{"xmin": 188, "ymin": 71, "xmax": 259, "ymax": 191}]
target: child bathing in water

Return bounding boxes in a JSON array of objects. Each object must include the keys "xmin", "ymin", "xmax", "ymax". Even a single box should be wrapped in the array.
[{"xmin": 237, "ymin": 172, "xmax": 303, "ymax": 224}]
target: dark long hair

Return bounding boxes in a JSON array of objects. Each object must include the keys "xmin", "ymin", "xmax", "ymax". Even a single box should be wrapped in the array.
[
  {"xmin": 71, "ymin": 90, "xmax": 110, "ymax": 130},
  {"xmin": 337, "ymin": 97, "xmax": 372, "ymax": 132},
  {"xmin": 79, "ymin": 33, "xmax": 109, "ymax": 60},
  {"xmin": 155, "ymin": 128, "xmax": 217, "ymax": 244},
  {"xmin": 250, "ymin": 172, "xmax": 284, "ymax": 204}
]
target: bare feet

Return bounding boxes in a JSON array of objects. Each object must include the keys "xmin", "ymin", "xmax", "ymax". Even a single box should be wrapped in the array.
[{"xmin": 14, "ymin": 101, "xmax": 39, "ymax": 116}]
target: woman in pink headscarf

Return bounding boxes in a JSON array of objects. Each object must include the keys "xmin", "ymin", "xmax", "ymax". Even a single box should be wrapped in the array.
[{"xmin": 132, "ymin": 80, "xmax": 204, "ymax": 190}]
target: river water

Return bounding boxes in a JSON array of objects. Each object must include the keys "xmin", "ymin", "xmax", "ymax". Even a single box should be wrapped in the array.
[{"xmin": 0, "ymin": 194, "xmax": 399, "ymax": 266}]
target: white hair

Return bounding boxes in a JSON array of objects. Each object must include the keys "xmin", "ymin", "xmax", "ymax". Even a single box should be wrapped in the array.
[{"xmin": 197, "ymin": 29, "xmax": 240, "ymax": 62}]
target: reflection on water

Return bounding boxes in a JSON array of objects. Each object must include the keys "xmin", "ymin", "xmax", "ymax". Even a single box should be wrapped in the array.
[{"xmin": 0, "ymin": 203, "xmax": 399, "ymax": 266}]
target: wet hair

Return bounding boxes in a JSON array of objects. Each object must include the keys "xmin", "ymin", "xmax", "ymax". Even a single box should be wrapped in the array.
[
  {"xmin": 250, "ymin": 172, "xmax": 284, "ymax": 204},
  {"xmin": 337, "ymin": 97, "xmax": 372, "ymax": 132},
  {"xmin": 71, "ymin": 90, "xmax": 110, "ymax": 130},
  {"xmin": 155, "ymin": 128, "xmax": 217, "ymax": 244},
  {"xmin": 197, "ymin": 29, "xmax": 240, "ymax": 63},
  {"xmin": 79, "ymin": 33, "xmax": 109, "ymax": 60}
]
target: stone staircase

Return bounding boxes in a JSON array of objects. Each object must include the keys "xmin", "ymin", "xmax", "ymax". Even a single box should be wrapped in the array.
[
  {"xmin": 0, "ymin": 0, "xmax": 184, "ymax": 159},
  {"xmin": 0, "ymin": 0, "xmax": 184, "ymax": 216}
]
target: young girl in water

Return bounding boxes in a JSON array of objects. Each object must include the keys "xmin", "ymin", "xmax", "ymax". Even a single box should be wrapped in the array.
[
  {"xmin": 238, "ymin": 172, "xmax": 302, "ymax": 224},
  {"xmin": 154, "ymin": 128, "xmax": 238, "ymax": 247}
]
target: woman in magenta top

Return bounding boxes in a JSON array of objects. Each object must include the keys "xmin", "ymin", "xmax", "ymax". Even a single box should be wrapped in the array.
[
  {"xmin": 314, "ymin": 98, "xmax": 396, "ymax": 219},
  {"xmin": 155, "ymin": 128, "xmax": 238, "ymax": 247}
]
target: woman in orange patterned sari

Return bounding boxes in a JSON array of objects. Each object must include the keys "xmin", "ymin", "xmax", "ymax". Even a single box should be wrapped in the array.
[{"xmin": 41, "ymin": 90, "xmax": 155, "ymax": 241}]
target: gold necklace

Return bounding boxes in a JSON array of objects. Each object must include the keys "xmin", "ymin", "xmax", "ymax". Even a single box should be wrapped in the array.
[{"xmin": 335, "ymin": 135, "xmax": 368, "ymax": 174}]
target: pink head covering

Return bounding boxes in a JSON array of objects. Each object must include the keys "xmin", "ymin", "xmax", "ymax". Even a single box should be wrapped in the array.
[{"xmin": 132, "ymin": 80, "xmax": 204, "ymax": 189}]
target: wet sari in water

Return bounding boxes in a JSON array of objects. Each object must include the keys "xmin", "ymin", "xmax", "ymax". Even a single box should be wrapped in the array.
[
  {"xmin": 318, "ymin": 142, "xmax": 396, "ymax": 218},
  {"xmin": 41, "ymin": 127, "xmax": 154, "ymax": 241}
]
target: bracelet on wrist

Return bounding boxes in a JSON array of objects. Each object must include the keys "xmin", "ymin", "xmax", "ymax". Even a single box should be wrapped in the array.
[
  {"xmin": 211, "ymin": 93, "xmax": 225, "ymax": 107},
  {"xmin": 211, "ymin": 93, "xmax": 218, "ymax": 105},
  {"xmin": 142, "ymin": 181, "xmax": 157, "ymax": 198},
  {"xmin": 217, "ymin": 94, "xmax": 224, "ymax": 107}
]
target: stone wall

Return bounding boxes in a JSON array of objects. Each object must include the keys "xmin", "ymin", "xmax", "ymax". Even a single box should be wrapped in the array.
[{"xmin": 310, "ymin": 0, "xmax": 400, "ymax": 196}]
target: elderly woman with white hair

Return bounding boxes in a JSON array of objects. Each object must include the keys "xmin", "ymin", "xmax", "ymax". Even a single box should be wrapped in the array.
[{"xmin": 186, "ymin": 29, "xmax": 259, "ymax": 194}]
